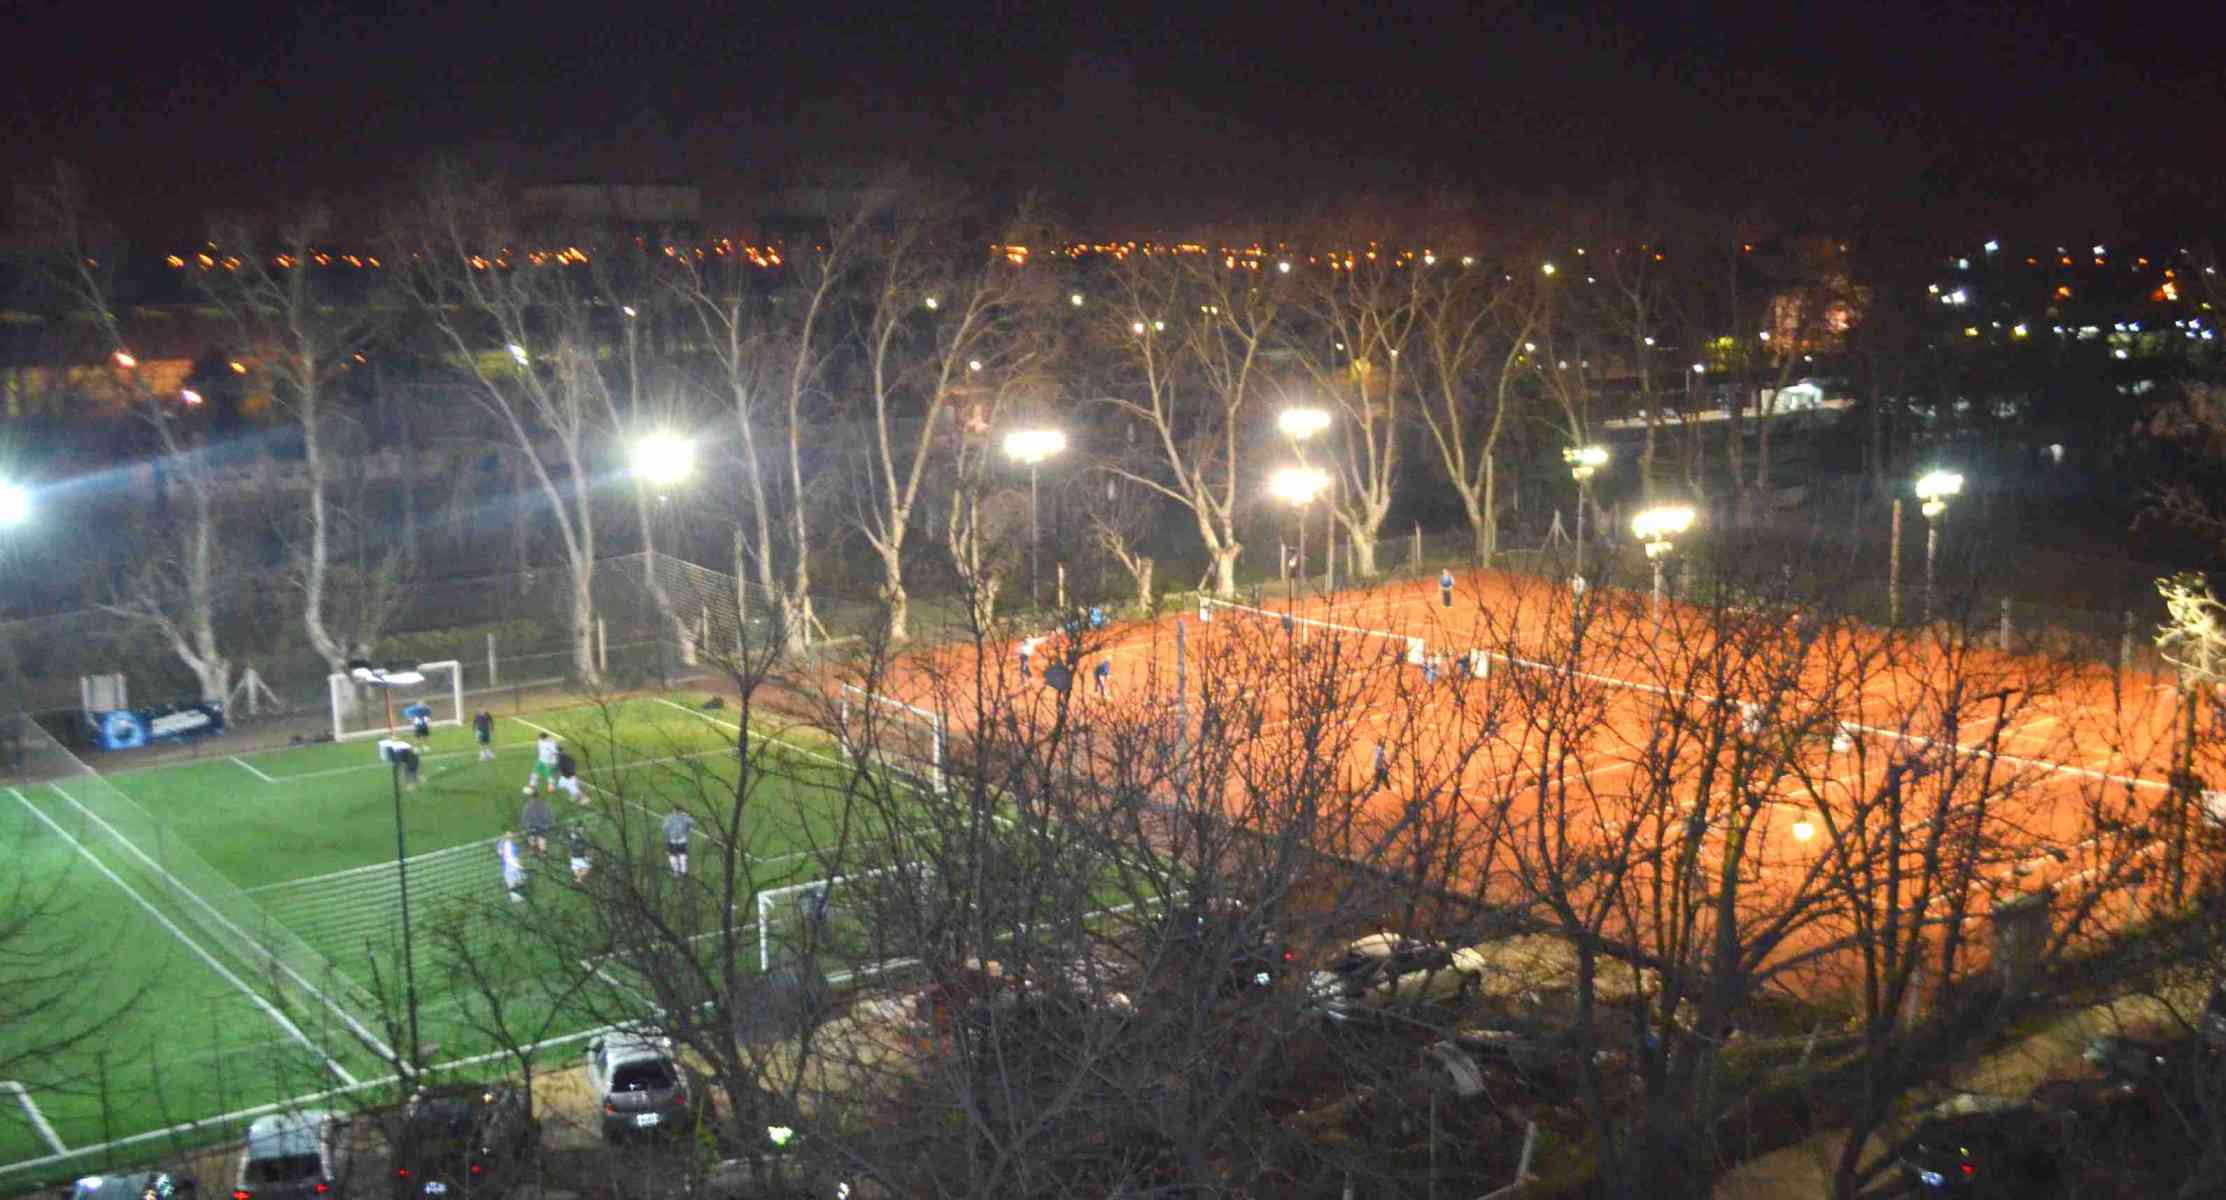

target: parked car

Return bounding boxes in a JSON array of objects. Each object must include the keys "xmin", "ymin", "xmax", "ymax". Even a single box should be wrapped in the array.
[
  {"xmin": 2202, "ymin": 983, "xmax": 2226, "ymax": 1050},
  {"xmin": 1306, "ymin": 933, "xmax": 1484, "ymax": 1023},
  {"xmin": 68, "ymin": 1173, "xmax": 196, "ymax": 1200},
  {"xmin": 389, "ymin": 1083, "xmax": 538, "ymax": 1198},
  {"xmin": 1897, "ymin": 1094, "xmax": 2069, "ymax": 1195},
  {"xmin": 585, "ymin": 1033, "xmax": 694, "ymax": 1141},
  {"xmin": 1143, "ymin": 901, "xmax": 1294, "ymax": 1002},
  {"xmin": 234, "ymin": 1110, "xmax": 351, "ymax": 1199}
]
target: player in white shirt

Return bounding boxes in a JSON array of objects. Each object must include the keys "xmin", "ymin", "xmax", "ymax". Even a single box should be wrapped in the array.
[
  {"xmin": 525, "ymin": 732, "xmax": 558, "ymax": 795},
  {"xmin": 497, "ymin": 832, "xmax": 527, "ymax": 903}
]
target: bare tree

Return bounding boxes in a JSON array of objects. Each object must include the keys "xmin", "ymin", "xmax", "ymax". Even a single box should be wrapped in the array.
[
  {"xmin": 22, "ymin": 167, "xmax": 236, "ymax": 701},
  {"xmin": 198, "ymin": 208, "xmax": 402, "ymax": 675},
  {"xmin": 1293, "ymin": 253, "xmax": 1420, "ymax": 577},
  {"xmin": 854, "ymin": 198, "xmax": 1047, "ymax": 641},
  {"xmin": 1099, "ymin": 253, "xmax": 1292, "ymax": 596},
  {"xmin": 1415, "ymin": 258, "xmax": 1545, "ymax": 564},
  {"xmin": 397, "ymin": 169, "xmax": 611, "ymax": 682}
]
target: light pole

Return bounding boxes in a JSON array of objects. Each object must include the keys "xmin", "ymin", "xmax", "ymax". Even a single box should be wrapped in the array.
[
  {"xmin": 1002, "ymin": 429, "xmax": 1067, "ymax": 609},
  {"xmin": 0, "ymin": 479, "xmax": 29, "ymax": 773},
  {"xmin": 1278, "ymin": 406, "xmax": 1334, "ymax": 592},
  {"xmin": 1562, "ymin": 445, "xmax": 1609, "ymax": 591},
  {"xmin": 1631, "ymin": 504, "xmax": 1696, "ymax": 618},
  {"xmin": 1268, "ymin": 467, "xmax": 1332, "ymax": 607},
  {"xmin": 630, "ymin": 432, "xmax": 697, "ymax": 682},
  {"xmin": 1915, "ymin": 469, "xmax": 1963, "ymax": 622},
  {"xmin": 390, "ymin": 756, "xmax": 423, "ymax": 1074}
]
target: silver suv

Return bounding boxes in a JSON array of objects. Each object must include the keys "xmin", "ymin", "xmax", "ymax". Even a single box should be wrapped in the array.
[
  {"xmin": 234, "ymin": 1110, "xmax": 351, "ymax": 1198},
  {"xmin": 585, "ymin": 1033, "xmax": 694, "ymax": 1141}
]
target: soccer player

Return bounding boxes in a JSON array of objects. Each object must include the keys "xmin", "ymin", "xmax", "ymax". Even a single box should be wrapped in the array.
[
  {"xmin": 1373, "ymin": 742, "xmax": 1391, "ymax": 791},
  {"xmin": 521, "ymin": 792, "xmax": 554, "ymax": 856},
  {"xmin": 525, "ymin": 732, "xmax": 558, "ymax": 796},
  {"xmin": 663, "ymin": 808, "xmax": 694, "ymax": 878},
  {"xmin": 497, "ymin": 831, "xmax": 527, "ymax": 903},
  {"xmin": 1017, "ymin": 636, "xmax": 1043, "ymax": 679},
  {"xmin": 405, "ymin": 701, "xmax": 433, "ymax": 742},
  {"xmin": 1093, "ymin": 658, "xmax": 1112, "ymax": 699},
  {"xmin": 1440, "ymin": 568, "xmax": 1455, "ymax": 608},
  {"xmin": 555, "ymin": 748, "xmax": 583, "ymax": 804},
  {"xmin": 567, "ymin": 826, "xmax": 592, "ymax": 882},
  {"xmin": 473, "ymin": 710, "xmax": 495, "ymax": 761}
]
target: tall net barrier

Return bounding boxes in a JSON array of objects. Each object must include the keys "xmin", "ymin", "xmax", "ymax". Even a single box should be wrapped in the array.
[{"xmin": 3, "ymin": 720, "xmax": 396, "ymax": 1067}]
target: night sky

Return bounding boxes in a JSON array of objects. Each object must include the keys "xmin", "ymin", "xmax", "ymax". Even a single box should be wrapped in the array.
[{"xmin": 5, "ymin": 0, "xmax": 2219, "ymax": 244}]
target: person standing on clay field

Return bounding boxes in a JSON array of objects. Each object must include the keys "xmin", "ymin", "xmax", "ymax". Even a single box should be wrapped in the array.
[{"xmin": 1440, "ymin": 568, "xmax": 1455, "ymax": 608}]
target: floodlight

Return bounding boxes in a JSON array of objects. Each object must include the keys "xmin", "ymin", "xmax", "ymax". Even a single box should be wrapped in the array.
[
  {"xmin": 631, "ymin": 432, "xmax": 697, "ymax": 490},
  {"xmin": 1002, "ymin": 429, "xmax": 1067, "ymax": 465},
  {"xmin": 1267, "ymin": 466, "xmax": 1331, "ymax": 506},
  {"xmin": 1278, "ymin": 407, "xmax": 1332, "ymax": 441}
]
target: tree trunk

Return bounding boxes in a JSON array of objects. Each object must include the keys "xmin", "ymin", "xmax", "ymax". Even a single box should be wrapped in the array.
[
  {"xmin": 1348, "ymin": 533, "xmax": 1380, "ymax": 577},
  {"xmin": 572, "ymin": 570, "xmax": 598, "ymax": 683},
  {"xmin": 1132, "ymin": 557, "xmax": 1153, "ymax": 613},
  {"xmin": 877, "ymin": 542, "xmax": 909, "ymax": 643},
  {"xmin": 1212, "ymin": 544, "xmax": 1240, "ymax": 597}
]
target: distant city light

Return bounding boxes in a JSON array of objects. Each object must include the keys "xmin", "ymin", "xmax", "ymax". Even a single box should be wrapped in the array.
[
  {"xmin": 967, "ymin": 359, "xmax": 983, "ymax": 372},
  {"xmin": 1984, "ymin": 240, "xmax": 2000, "ymax": 253},
  {"xmin": 1692, "ymin": 363, "xmax": 1706, "ymax": 374},
  {"xmin": 1541, "ymin": 262, "xmax": 1557, "ymax": 276},
  {"xmin": 923, "ymin": 296, "xmax": 940, "ymax": 310},
  {"xmin": 113, "ymin": 350, "xmax": 136, "ymax": 369},
  {"xmin": 180, "ymin": 389, "xmax": 203, "ymax": 407},
  {"xmin": 1070, "ymin": 292, "xmax": 1085, "ymax": 306},
  {"xmin": 1277, "ymin": 261, "xmax": 1292, "ymax": 274}
]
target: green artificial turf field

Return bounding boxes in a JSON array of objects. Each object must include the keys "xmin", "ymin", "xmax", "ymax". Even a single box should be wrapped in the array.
[{"xmin": 0, "ymin": 691, "xmax": 925, "ymax": 1184}]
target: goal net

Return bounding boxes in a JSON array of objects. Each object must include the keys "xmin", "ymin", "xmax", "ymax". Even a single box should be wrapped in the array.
[
  {"xmin": 755, "ymin": 865, "xmax": 931, "ymax": 979},
  {"xmin": 837, "ymin": 683, "xmax": 945, "ymax": 794},
  {"xmin": 330, "ymin": 660, "xmax": 463, "ymax": 743}
]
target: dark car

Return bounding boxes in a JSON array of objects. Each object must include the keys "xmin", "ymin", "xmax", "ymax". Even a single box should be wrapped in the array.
[
  {"xmin": 68, "ymin": 1173, "xmax": 196, "ymax": 1200},
  {"xmin": 389, "ymin": 1083, "xmax": 538, "ymax": 1198},
  {"xmin": 1898, "ymin": 1095, "xmax": 2070, "ymax": 1195},
  {"xmin": 1146, "ymin": 902, "xmax": 1294, "ymax": 1001}
]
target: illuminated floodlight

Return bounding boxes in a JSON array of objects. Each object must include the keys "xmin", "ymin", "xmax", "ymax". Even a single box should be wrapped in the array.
[
  {"xmin": 1791, "ymin": 817, "xmax": 1817, "ymax": 843},
  {"xmin": 1277, "ymin": 260, "xmax": 1292, "ymax": 274},
  {"xmin": 113, "ymin": 350, "xmax": 137, "ymax": 369},
  {"xmin": 923, "ymin": 296, "xmax": 940, "ymax": 311},
  {"xmin": 1002, "ymin": 429, "xmax": 1067, "ymax": 465},
  {"xmin": 0, "ymin": 481, "xmax": 30, "ymax": 528},
  {"xmin": 1562, "ymin": 444, "xmax": 1609, "ymax": 482},
  {"xmin": 1631, "ymin": 504, "xmax": 1696, "ymax": 553},
  {"xmin": 180, "ymin": 389, "xmax": 204, "ymax": 407},
  {"xmin": 506, "ymin": 343, "xmax": 528, "ymax": 366},
  {"xmin": 1541, "ymin": 262, "xmax": 1557, "ymax": 276},
  {"xmin": 1267, "ymin": 466, "xmax": 1331, "ymax": 506},
  {"xmin": 630, "ymin": 432, "xmax": 697, "ymax": 490},
  {"xmin": 1915, "ymin": 469, "xmax": 1963, "ymax": 504},
  {"xmin": 1070, "ymin": 292, "xmax": 1085, "ymax": 306},
  {"xmin": 1277, "ymin": 407, "xmax": 1332, "ymax": 441},
  {"xmin": 1692, "ymin": 362, "xmax": 1706, "ymax": 374}
]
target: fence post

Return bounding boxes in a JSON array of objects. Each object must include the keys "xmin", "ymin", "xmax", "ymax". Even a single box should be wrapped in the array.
[
  {"xmin": 1999, "ymin": 598, "xmax": 2012, "ymax": 652},
  {"xmin": 1278, "ymin": 541, "xmax": 1288, "ymax": 587},
  {"xmin": 487, "ymin": 632, "xmax": 499, "ymax": 690},
  {"xmin": 1412, "ymin": 522, "xmax": 1422, "ymax": 571},
  {"xmin": 1056, "ymin": 562, "xmax": 1067, "ymax": 611},
  {"xmin": 596, "ymin": 617, "xmax": 609, "ymax": 676},
  {"xmin": 2122, "ymin": 610, "xmax": 2136, "ymax": 676}
]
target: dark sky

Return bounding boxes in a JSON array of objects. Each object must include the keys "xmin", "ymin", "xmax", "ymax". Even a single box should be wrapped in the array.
[{"xmin": 6, "ymin": 0, "xmax": 2218, "ymax": 244}]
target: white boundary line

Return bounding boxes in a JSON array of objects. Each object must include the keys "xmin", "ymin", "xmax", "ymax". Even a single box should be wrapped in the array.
[
  {"xmin": 7, "ymin": 787, "xmax": 359, "ymax": 1087},
  {"xmin": 46, "ymin": 783, "xmax": 399, "ymax": 1065},
  {"xmin": 650, "ymin": 697, "xmax": 850, "ymax": 771},
  {"xmin": 0, "ymin": 1082, "xmax": 64, "ymax": 1156},
  {"xmin": 228, "ymin": 755, "xmax": 278, "ymax": 783}
]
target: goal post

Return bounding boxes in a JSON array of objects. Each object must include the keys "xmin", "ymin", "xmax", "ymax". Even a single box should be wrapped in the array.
[
  {"xmin": 329, "ymin": 660, "xmax": 464, "ymax": 743},
  {"xmin": 836, "ymin": 682, "xmax": 945, "ymax": 794}
]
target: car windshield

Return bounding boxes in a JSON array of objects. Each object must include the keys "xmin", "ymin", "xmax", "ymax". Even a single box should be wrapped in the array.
[
  {"xmin": 612, "ymin": 1061, "xmax": 677, "ymax": 1092},
  {"xmin": 245, "ymin": 1153, "xmax": 323, "ymax": 1183}
]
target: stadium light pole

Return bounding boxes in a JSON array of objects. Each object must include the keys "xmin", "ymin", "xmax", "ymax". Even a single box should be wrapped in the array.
[
  {"xmin": 389, "ymin": 758, "xmax": 423, "ymax": 1075},
  {"xmin": 1002, "ymin": 429, "xmax": 1067, "ymax": 609},
  {"xmin": 1268, "ymin": 466, "xmax": 1332, "ymax": 606},
  {"xmin": 631, "ymin": 433, "xmax": 696, "ymax": 684},
  {"xmin": 1278, "ymin": 406, "xmax": 1335, "ymax": 592},
  {"xmin": 0, "ymin": 480, "xmax": 28, "ymax": 772},
  {"xmin": 1631, "ymin": 504, "xmax": 1696, "ymax": 618},
  {"xmin": 1563, "ymin": 445, "xmax": 1609, "ymax": 591},
  {"xmin": 1915, "ymin": 469, "xmax": 1963, "ymax": 622}
]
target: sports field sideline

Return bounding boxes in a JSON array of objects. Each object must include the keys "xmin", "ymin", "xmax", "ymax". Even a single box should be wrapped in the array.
[{"xmin": 0, "ymin": 689, "xmax": 901, "ymax": 1180}]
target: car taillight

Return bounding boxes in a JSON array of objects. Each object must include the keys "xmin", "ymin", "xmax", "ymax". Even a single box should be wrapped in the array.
[
  {"xmin": 605, "ymin": 1102, "xmax": 617, "ymax": 1115},
  {"xmin": 313, "ymin": 1185, "xmax": 329, "ymax": 1195},
  {"xmin": 1961, "ymin": 1164, "xmax": 1976, "ymax": 1177},
  {"xmin": 397, "ymin": 1167, "xmax": 412, "ymax": 1177},
  {"xmin": 673, "ymin": 1088, "xmax": 687, "ymax": 1107},
  {"xmin": 232, "ymin": 1192, "xmax": 253, "ymax": 1200},
  {"xmin": 469, "ymin": 1163, "xmax": 483, "ymax": 1175},
  {"xmin": 1282, "ymin": 950, "xmax": 1295, "ymax": 962}
]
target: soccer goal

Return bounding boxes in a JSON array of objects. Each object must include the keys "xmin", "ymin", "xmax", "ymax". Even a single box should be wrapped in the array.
[
  {"xmin": 330, "ymin": 660, "xmax": 464, "ymax": 742},
  {"xmin": 837, "ymin": 683, "xmax": 946, "ymax": 794},
  {"xmin": 756, "ymin": 865, "xmax": 928, "ymax": 977}
]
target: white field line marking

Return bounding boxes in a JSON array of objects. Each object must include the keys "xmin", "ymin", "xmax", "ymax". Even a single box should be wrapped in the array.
[
  {"xmin": 0, "ymin": 1083, "xmax": 64, "ymax": 1156},
  {"xmin": 651, "ymin": 697, "xmax": 851, "ymax": 772},
  {"xmin": 228, "ymin": 756, "xmax": 278, "ymax": 783},
  {"xmin": 260, "ymin": 741, "xmax": 534, "ymax": 783},
  {"xmin": 47, "ymin": 783, "xmax": 400, "ymax": 1066},
  {"xmin": 244, "ymin": 836, "xmax": 503, "ymax": 895},
  {"xmin": 8, "ymin": 788, "xmax": 358, "ymax": 1087}
]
